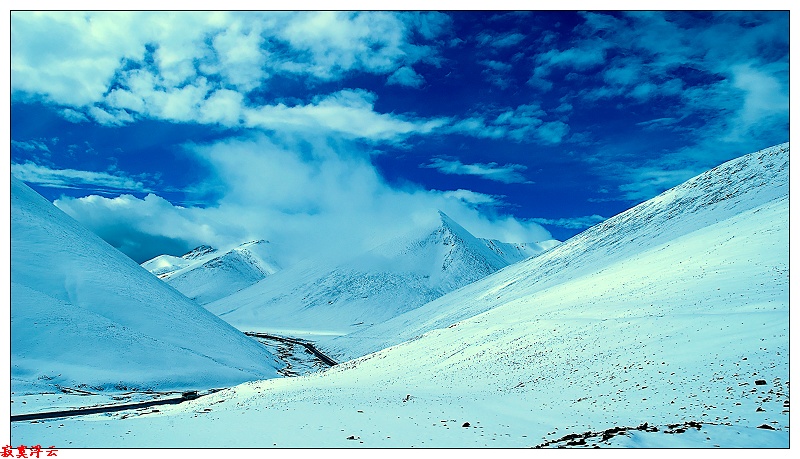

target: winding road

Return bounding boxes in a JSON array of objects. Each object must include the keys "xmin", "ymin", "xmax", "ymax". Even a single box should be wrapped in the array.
[{"xmin": 244, "ymin": 331, "xmax": 338, "ymax": 367}]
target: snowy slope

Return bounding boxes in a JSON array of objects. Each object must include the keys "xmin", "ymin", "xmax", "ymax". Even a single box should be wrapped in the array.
[
  {"xmin": 203, "ymin": 211, "xmax": 554, "ymax": 340},
  {"xmin": 11, "ymin": 143, "xmax": 788, "ymax": 448},
  {"xmin": 330, "ymin": 142, "xmax": 790, "ymax": 360},
  {"xmin": 10, "ymin": 177, "xmax": 283, "ymax": 392},
  {"xmin": 142, "ymin": 240, "xmax": 280, "ymax": 304}
]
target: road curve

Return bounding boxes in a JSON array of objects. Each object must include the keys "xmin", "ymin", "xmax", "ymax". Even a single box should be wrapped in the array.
[{"xmin": 244, "ymin": 332, "xmax": 338, "ymax": 367}]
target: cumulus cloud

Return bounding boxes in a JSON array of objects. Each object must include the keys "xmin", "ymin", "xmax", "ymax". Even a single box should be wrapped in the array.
[
  {"xmin": 519, "ymin": 11, "xmax": 787, "ymax": 201},
  {"xmin": 59, "ymin": 108, "xmax": 90, "ymax": 123},
  {"xmin": 10, "ymin": 11, "xmax": 452, "ymax": 143},
  {"xmin": 54, "ymin": 193, "xmax": 232, "ymax": 264},
  {"xmin": 12, "ymin": 12, "xmax": 588, "ymax": 148},
  {"xmin": 421, "ymin": 157, "xmax": 531, "ymax": 184},
  {"xmin": 56, "ymin": 134, "xmax": 553, "ymax": 264},
  {"xmin": 10, "ymin": 11, "xmax": 447, "ymax": 101},
  {"xmin": 12, "ymin": 162, "xmax": 150, "ymax": 194}
]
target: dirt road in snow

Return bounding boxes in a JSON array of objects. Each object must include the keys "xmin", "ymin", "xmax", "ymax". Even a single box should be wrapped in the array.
[
  {"xmin": 10, "ymin": 390, "xmax": 222, "ymax": 422},
  {"xmin": 244, "ymin": 331, "xmax": 338, "ymax": 367}
]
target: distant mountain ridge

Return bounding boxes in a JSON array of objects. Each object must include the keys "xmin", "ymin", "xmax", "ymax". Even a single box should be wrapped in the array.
[{"xmin": 142, "ymin": 240, "xmax": 281, "ymax": 304}]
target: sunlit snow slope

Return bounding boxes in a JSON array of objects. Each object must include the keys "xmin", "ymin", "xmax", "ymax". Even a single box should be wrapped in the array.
[
  {"xmin": 142, "ymin": 240, "xmax": 280, "ymax": 304},
  {"xmin": 331, "ymin": 142, "xmax": 790, "ymax": 361},
  {"xmin": 10, "ymin": 177, "xmax": 282, "ymax": 391},
  {"xmin": 204, "ymin": 211, "xmax": 554, "ymax": 341}
]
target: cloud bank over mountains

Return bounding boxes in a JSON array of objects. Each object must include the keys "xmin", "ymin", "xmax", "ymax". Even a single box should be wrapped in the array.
[{"xmin": 10, "ymin": 11, "xmax": 788, "ymax": 262}]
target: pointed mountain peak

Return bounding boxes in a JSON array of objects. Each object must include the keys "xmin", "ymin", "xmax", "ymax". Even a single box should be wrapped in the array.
[{"xmin": 435, "ymin": 210, "xmax": 471, "ymax": 236}]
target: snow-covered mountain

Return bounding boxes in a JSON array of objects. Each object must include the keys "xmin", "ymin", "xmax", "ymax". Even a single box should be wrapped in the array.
[
  {"xmin": 13, "ymin": 143, "xmax": 788, "ymax": 448},
  {"xmin": 330, "ymin": 142, "xmax": 790, "ymax": 361},
  {"xmin": 204, "ymin": 211, "xmax": 556, "ymax": 340},
  {"xmin": 10, "ymin": 177, "xmax": 283, "ymax": 392},
  {"xmin": 142, "ymin": 240, "xmax": 280, "ymax": 304}
]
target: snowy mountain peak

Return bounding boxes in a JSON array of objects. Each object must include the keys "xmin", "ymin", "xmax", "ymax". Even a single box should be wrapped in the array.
[
  {"xmin": 142, "ymin": 238, "xmax": 281, "ymax": 304},
  {"xmin": 204, "ymin": 211, "xmax": 554, "ymax": 341},
  {"xmin": 435, "ymin": 210, "xmax": 461, "ymax": 230},
  {"xmin": 435, "ymin": 210, "xmax": 555, "ymax": 265},
  {"xmin": 434, "ymin": 210, "xmax": 479, "ymax": 244},
  {"xmin": 181, "ymin": 245, "xmax": 216, "ymax": 260}
]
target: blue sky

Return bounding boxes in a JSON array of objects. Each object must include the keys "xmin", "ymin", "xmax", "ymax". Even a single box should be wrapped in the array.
[{"xmin": 9, "ymin": 11, "xmax": 789, "ymax": 263}]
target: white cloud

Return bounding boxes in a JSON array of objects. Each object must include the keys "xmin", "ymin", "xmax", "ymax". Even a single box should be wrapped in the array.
[
  {"xmin": 209, "ymin": 20, "xmax": 269, "ymax": 92},
  {"xmin": 57, "ymin": 134, "xmax": 552, "ymax": 265},
  {"xmin": 87, "ymin": 106, "xmax": 134, "ymax": 126},
  {"xmin": 422, "ymin": 157, "xmax": 531, "ymax": 184},
  {"xmin": 11, "ymin": 12, "xmax": 146, "ymax": 106},
  {"xmin": 11, "ymin": 140, "xmax": 50, "ymax": 152},
  {"xmin": 479, "ymin": 60, "xmax": 515, "ymax": 89},
  {"xmin": 447, "ymin": 104, "xmax": 570, "ymax": 144},
  {"xmin": 480, "ymin": 60, "xmax": 513, "ymax": 73},
  {"xmin": 536, "ymin": 43, "xmax": 607, "ymax": 70},
  {"xmin": 11, "ymin": 11, "xmax": 450, "ymax": 141},
  {"xmin": 531, "ymin": 214, "xmax": 607, "ymax": 230},
  {"xmin": 11, "ymin": 162, "xmax": 149, "ymax": 193},
  {"xmin": 199, "ymin": 89, "xmax": 246, "ymax": 126},
  {"xmin": 387, "ymin": 66, "xmax": 425, "ymax": 88},
  {"xmin": 617, "ymin": 167, "xmax": 701, "ymax": 202},
  {"xmin": 439, "ymin": 189, "xmax": 502, "ymax": 207},
  {"xmin": 725, "ymin": 63, "xmax": 788, "ymax": 142},
  {"xmin": 54, "ymin": 193, "xmax": 231, "ymax": 263},
  {"xmin": 636, "ymin": 117, "xmax": 682, "ymax": 130},
  {"xmin": 59, "ymin": 108, "xmax": 90, "ymax": 123},
  {"xmin": 275, "ymin": 12, "xmax": 406, "ymax": 78},
  {"xmin": 242, "ymin": 90, "xmax": 448, "ymax": 142}
]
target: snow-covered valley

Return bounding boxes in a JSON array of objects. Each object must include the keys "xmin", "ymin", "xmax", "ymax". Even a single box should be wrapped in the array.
[{"xmin": 8, "ymin": 143, "xmax": 790, "ymax": 448}]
